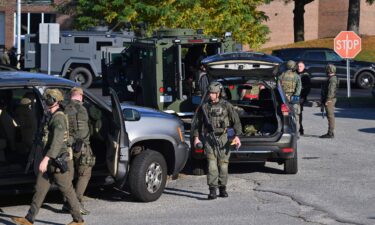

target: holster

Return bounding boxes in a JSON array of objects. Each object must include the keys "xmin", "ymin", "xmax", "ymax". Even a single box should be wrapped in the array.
[
  {"xmin": 73, "ymin": 138, "xmax": 84, "ymax": 153},
  {"xmin": 49, "ymin": 152, "xmax": 69, "ymax": 173}
]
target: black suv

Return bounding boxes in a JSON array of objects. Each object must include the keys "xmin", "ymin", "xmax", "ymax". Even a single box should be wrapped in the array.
[
  {"xmin": 272, "ymin": 48, "xmax": 375, "ymax": 89},
  {"xmin": 191, "ymin": 52, "xmax": 298, "ymax": 175}
]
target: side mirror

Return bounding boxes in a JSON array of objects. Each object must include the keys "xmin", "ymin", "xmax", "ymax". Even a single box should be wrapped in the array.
[{"xmin": 123, "ymin": 108, "xmax": 141, "ymax": 121}]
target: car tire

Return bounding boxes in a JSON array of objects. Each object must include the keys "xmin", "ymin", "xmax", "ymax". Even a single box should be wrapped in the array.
[
  {"xmin": 356, "ymin": 71, "xmax": 375, "ymax": 89},
  {"xmin": 129, "ymin": 150, "xmax": 167, "ymax": 202},
  {"xmin": 284, "ymin": 150, "xmax": 298, "ymax": 174},
  {"xmin": 69, "ymin": 67, "xmax": 93, "ymax": 88},
  {"xmin": 191, "ymin": 158, "xmax": 206, "ymax": 175}
]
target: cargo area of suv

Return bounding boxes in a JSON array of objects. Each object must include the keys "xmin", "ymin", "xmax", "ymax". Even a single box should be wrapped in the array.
[{"xmin": 191, "ymin": 52, "xmax": 298, "ymax": 175}]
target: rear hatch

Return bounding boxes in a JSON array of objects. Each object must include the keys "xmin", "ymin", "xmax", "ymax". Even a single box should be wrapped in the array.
[{"xmin": 202, "ymin": 52, "xmax": 284, "ymax": 141}]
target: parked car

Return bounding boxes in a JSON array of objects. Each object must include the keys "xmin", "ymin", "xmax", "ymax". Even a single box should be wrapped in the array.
[
  {"xmin": 0, "ymin": 71, "xmax": 189, "ymax": 202},
  {"xmin": 272, "ymin": 47, "xmax": 375, "ymax": 89},
  {"xmin": 191, "ymin": 52, "xmax": 298, "ymax": 175}
]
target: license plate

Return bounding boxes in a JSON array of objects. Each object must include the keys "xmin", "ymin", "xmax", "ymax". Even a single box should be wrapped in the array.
[{"xmin": 160, "ymin": 95, "xmax": 172, "ymax": 103}]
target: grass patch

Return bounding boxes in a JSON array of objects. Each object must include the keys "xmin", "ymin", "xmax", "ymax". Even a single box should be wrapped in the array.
[
  {"xmin": 260, "ymin": 35, "xmax": 375, "ymax": 63},
  {"xmin": 336, "ymin": 96, "xmax": 375, "ymax": 108}
]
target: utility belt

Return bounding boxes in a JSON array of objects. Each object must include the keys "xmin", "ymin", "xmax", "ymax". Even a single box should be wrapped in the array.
[
  {"xmin": 48, "ymin": 151, "xmax": 71, "ymax": 174},
  {"xmin": 72, "ymin": 143, "xmax": 95, "ymax": 168}
]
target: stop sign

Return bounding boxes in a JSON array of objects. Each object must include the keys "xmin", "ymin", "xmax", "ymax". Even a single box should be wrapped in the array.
[{"xmin": 334, "ymin": 31, "xmax": 361, "ymax": 59}]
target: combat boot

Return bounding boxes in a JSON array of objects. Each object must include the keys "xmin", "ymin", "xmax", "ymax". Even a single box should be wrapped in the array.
[
  {"xmin": 219, "ymin": 186, "xmax": 228, "ymax": 198},
  {"xmin": 67, "ymin": 220, "xmax": 85, "ymax": 225},
  {"xmin": 12, "ymin": 217, "xmax": 33, "ymax": 225},
  {"xmin": 319, "ymin": 133, "xmax": 334, "ymax": 138},
  {"xmin": 208, "ymin": 187, "xmax": 217, "ymax": 200},
  {"xmin": 79, "ymin": 202, "xmax": 90, "ymax": 215}
]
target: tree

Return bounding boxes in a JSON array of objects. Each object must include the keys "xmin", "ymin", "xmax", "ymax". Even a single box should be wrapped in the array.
[
  {"xmin": 347, "ymin": 0, "xmax": 374, "ymax": 33},
  {"xmin": 292, "ymin": 0, "xmax": 314, "ymax": 42},
  {"xmin": 56, "ymin": 0, "xmax": 270, "ymax": 48}
]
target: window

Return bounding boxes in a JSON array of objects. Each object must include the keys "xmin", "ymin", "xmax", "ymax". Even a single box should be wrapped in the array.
[
  {"xmin": 302, "ymin": 51, "xmax": 326, "ymax": 61},
  {"xmin": 74, "ymin": 37, "xmax": 89, "ymax": 44},
  {"xmin": 96, "ymin": 41, "xmax": 112, "ymax": 51},
  {"xmin": 326, "ymin": 51, "xmax": 342, "ymax": 61}
]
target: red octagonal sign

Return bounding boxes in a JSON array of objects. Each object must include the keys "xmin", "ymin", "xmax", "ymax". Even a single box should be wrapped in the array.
[{"xmin": 334, "ymin": 31, "xmax": 361, "ymax": 59}]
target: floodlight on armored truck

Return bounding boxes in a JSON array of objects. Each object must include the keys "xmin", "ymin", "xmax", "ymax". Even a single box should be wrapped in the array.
[
  {"xmin": 225, "ymin": 32, "xmax": 232, "ymax": 37},
  {"xmin": 210, "ymin": 38, "xmax": 218, "ymax": 42},
  {"xmin": 174, "ymin": 39, "xmax": 181, "ymax": 43}
]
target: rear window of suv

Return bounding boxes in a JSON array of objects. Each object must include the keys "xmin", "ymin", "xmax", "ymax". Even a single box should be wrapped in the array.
[{"xmin": 272, "ymin": 49, "xmax": 302, "ymax": 60}]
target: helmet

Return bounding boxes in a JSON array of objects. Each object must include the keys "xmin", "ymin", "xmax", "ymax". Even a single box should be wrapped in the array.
[
  {"xmin": 44, "ymin": 89, "xmax": 64, "ymax": 106},
  {"xmin": 326, "ymin": 64, "xmax": 336, "ymax": 74},
  {"xmin": 286, "ymin": 60, "xmax": 296, "ymax": 70},
  {"xmin": 71, "ymin": 87, "xmax": 83, "ymax": 95},
  {"xmin": 208, "ymin": 81, "xmax": 222, "ymax": 93}
]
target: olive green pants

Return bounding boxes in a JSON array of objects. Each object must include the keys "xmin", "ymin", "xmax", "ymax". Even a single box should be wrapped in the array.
[
  {"xmin": 292, "ymin": 103, "xmax": 301, "ymax": 134},
  {"xmin": 205, "ymin": 142, "xmax": 231, "ymax": 188},
  {"xmin": 67, "ymin": 149, "xmax": 93, "ymax": 203},
  {"xmin": 26, "ymin": 161, "xmax": 83, "ymax": 223},
  {"xmin": 324, "ymin": 99, "xmax": 336, "ymax": 135}
]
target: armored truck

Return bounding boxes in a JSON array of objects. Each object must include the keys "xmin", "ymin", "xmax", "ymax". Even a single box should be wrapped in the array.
[
  {"xmin": 24, "ymin": 30, "xmax": 135, "ymax": 88},
  {"xmin": 102, "ymin": 28, "xmax": 237, "ymax": 116}
]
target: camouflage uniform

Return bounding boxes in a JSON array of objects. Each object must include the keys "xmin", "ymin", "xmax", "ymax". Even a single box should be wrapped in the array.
[
  {"xmin": 321, "ymin": 64, "xmax": 339, "ymax": 138},
  {"xmin": 64, "ymin": 87, "xmax": 94, "ymax": 214},
  {"xmin": 13, "ymin": 89, "xmax": 84, "ymax": 225},
  {"xmin": 279, "ymin": 60, "xmax": 302, "ymax": 133},
  {"xmin": 193, "ymin": 82, "xmax": 242, "ymax": 198}
]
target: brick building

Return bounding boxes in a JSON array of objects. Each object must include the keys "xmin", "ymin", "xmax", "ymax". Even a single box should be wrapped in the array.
[
  {"xmin": 259, "ymin": 0, "xmax": 375, "ymax": 48},
  {"xmin": 0, "ymin": 0, "xmax": 71, "ymax": 49}
]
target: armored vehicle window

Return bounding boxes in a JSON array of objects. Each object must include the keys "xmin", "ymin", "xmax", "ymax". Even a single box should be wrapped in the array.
[
  {"xmin": 96, "ymin": 42, "xmax": 113, "ymax": 51},
  {"xmin": 74, "ymin": 37, "xmax": 89, "ymax": 44}
]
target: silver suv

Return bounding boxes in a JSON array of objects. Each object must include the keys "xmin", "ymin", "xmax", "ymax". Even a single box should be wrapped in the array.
[{"xmin": 0, "ymin": 71, "xmax": 189, "ymax": 202}]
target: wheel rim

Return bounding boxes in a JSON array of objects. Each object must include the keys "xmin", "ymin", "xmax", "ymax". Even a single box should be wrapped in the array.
[
  {"xmin": 145, "ymin": 162, "xmax": 163, "ymax": 194},
  {"xmin": 359, "ymin": 73, "xmax": 374, "ymax": 89},
  {"xmin": 73, "ymin": 73, "xmax": 86, "ymax": 85}
]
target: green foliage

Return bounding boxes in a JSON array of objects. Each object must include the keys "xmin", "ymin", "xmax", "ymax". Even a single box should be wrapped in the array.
[{"xmin": 56, "ymin": 0, "xmax": 270, "ymax": 48}]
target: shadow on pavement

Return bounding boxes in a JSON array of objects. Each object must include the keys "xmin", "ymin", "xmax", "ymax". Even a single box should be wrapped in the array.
[
  {"xmin": 163, "ymin": 187, "xmax": 207, "ymax": 200},
  {"xmin": 358, "ymin": 128, "xmax": 375, "ymax": 133},
  {"xmin": 229, "ymin": 163, "xmax": 284, "ymax": 175},
  {"xmin": 0, "ymin": 212, "xmax": 64, "ymax": 225}
]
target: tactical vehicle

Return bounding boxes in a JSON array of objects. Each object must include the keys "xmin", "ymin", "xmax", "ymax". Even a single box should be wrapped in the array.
[
  {"xmin": 24, "ymin": 30, "xmax": 135, "ymax": 88},
  {"xmin": 191, "ymin": 52, "xmax": 298, "ymax": 175},
  {"xmin": 102, "ymin": 28, "xmax": 237, "ymax": 116},
  {"xmin": 0, "ymin": 71, "xmax": 189, "ymax": 202}
]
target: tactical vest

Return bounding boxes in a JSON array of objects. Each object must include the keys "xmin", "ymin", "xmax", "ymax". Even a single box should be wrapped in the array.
[
  {"xmin": 43, "ymin": 110, "xmax": 69, "ymax": 156},
  {"xmin": 204, "ymin": 100, "xmax": 230, "ymax": 134},
  {"xmin": 65, "ymin": 101, "xmax": 90, "ymax": 144},
  {"xmin": 281, "ymin": 71, "xmax": 297, "ymax": 95}
]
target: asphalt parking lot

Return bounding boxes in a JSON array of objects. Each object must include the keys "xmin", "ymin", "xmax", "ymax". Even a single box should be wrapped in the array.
[{"xmin": 1, "ymin": 94, "xmax": 375, "ymax": 224}]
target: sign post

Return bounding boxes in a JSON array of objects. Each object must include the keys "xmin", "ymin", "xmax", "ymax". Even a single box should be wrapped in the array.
[
  {"xmin": 39, "ymin": 23, "xmax": 60, "ymax": 75},
  {"xmin": 334, "ymin": 31, "xmax": 362, "ymax": 98}
]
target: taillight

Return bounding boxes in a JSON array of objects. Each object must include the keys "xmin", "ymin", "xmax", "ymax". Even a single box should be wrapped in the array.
[
  {"xmin": 159, "ymin": 87, "xmax": 165, "ymax": 93},
  {"xmin": 229, "ymin": 85, "xmax": 235, "ymax": 90},
  {"xmin": 195, "ymin": 149, "xmax": 204, "ymax": 154},
  {"xmin": 282, "ymin": 148, "xmax": 294, "ymax": 153},
  {"xmin": 281, "ymin": 103, "xmax": 289, "ymax": 116}
]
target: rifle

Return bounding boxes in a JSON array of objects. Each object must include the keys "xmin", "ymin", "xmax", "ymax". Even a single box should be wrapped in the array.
[
  {"xmin": 320, "ymin": 83, "xmax": 326, "ymax": 119},
  {"xmin": 25, "ymin": 109, "xmax": 50, "ymax": 174},
  {"xmin": 200, "ymin": 102, "xmax": 223, "ymax": 157},
  {"xmin": 320, "ymin": 104, "xmax": 325, "ymax": 119}
]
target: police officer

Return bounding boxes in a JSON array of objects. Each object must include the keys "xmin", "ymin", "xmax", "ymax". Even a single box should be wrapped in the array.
[
  {"xmin": 296, "ymin": 61, "xmax": 311, "ymax": 135},
  {"xmin": 320, "ymin": 64, "xmax": 339, "ymax": 138},
  {"xmin": 193, "ymin": 81, "xmax": 242, "ymax": 200},
  {"xmin": 279, "ymin": 60, "xmax": 302, "ymax": 134},
  {"xmin": 63, "ymin": 87, "xmax": 94, "ymax": 215},
  {"xmin": 12, "ymin": 89, "xmax": 84, "ymax": 225}
]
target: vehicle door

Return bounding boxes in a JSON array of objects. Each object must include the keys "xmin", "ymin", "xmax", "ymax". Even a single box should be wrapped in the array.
[
  {"xmin": 325, "ymin": 50, "xmax": 356, "ymax": 80},
  {"xmin": 300, "ymin": 50, "xmax": 327, "ymax": 80},
  {"xmin": 107, "ymin": 87, "xmax": 130, "ymax": 184}
]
